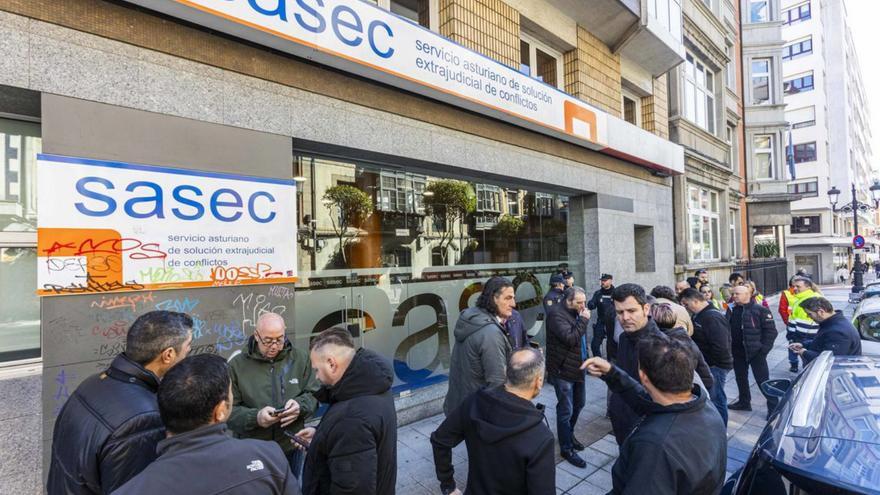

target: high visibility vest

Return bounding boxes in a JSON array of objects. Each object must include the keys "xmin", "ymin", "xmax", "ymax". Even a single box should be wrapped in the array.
[{"xmin": 787, "ymin": 289, "xmax": 820, "ymax": 336}]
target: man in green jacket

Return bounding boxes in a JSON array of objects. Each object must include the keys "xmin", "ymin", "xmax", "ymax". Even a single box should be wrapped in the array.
[{"xmin": 228, "ymin": 312, "xmax": 319, "ymax": 479}]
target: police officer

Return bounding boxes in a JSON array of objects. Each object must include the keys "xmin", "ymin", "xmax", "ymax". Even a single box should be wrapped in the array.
[
  {"xmin": 543, "ymin": 274, "xmax": 566, "ymax": 314},
  {"xmin": 588, "ymin": 274, "xmax": 616, "ymax": 359}
]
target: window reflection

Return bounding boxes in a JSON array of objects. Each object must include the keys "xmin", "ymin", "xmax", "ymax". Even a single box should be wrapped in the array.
[
  {"xmin": 0, "ymin": 119, "xmax": 41, "ymax": 232},
  {"xmin": 0, "ymin": 247, "xmax": 39, "ymax": 361}
]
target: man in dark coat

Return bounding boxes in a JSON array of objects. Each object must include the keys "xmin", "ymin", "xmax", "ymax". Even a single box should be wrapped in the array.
[
  {"xmin": 725, "ymin": 285, "xmax": 779, "ymax": 418},
  {"xmin": 445, "ymin": 277, "xmax": 516, "ymax": 414},
  {"xmin": 608, "ymin": 283, "xmax": 667, "ymax": 445},
  {"xmin": 582, "ymin": 334, "xmax": 726, "ymax": 495},
  {"xmin": 298, "ymin": 328, "xmax": 397, "ymax": 495},
  {"xmin": 546, "ymin": 286, "xmax": 591, "ymax": 467},
  {"xmin": 791, "ymin": 296, "xmax": 862, "ymax": 363},
  {"xmin": 431, "ymin": 348, "xmax": 555, "ymax": 495},
  {"xmin": 112, "ymin": 354, "xmax": 300, "ymax": 495},
  {"xmin": 680, "ymin": 288, "xmax": 734, "ymax": 426},
  {"xmin": 48, "ymin": 311, "xmax": 193, "ymax": 495},
  {"xmin": 588, "ymin": 273, "xmax": 616, "ymax": 359},
  {"xmin": 542, "ymin": 273, "xmax": 566, "ymax": 314}
]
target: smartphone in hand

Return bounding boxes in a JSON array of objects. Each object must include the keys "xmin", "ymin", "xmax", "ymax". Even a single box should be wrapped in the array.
[
  {"xmin": 270, "ymin": 407, "xmax": 287, "ymax": 417},
  {"xmin": 284, "ymin": 430, "xmax": 311, "ymax": 449}
]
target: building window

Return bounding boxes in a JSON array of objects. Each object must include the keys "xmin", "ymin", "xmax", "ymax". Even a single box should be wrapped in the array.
[
  {"xmin": 749, "ymin": 0, "xmax": 770, "ymax": 22},
  {"xmin": 726, "ymin": 125, "xmax": 738, "ymax": 168},
  {"xmin": 377, "ymin": 172, "xmax": 427, "ymax": 214},
  {"xmin": 535, "ymin": 192, "xmax": 554, "ymax": 217},
  {"xmin": 787, "ymin": 106, "xmax": 816, "ymax": 129},
  {"xmin": 506, "ymin": 190, "xmax": 520, "ymax": 216},
  {"xmin": 788, "ymin": 180, "xmax": 819, "ymax": 197},
  {"xmin": 783, "ymin": 72, "xmax": 814, "ymax": 95},
  {"xmin": 475, "ymin": 184, "xmax": 502, "ymax": 213},
  {"xmin": 792, "ymin": 215, "xmax": 821, "ymax": 234},
  {"xmin": 388, "ymin": 0, "xmax": 430, "ymax": 28},
  {"xmin": 751, "ymin": 59, "xmax": 771, "ymax": 105},
  {"xmin": 648, "ymin": 0, "xmax": 682, "ymax": 41},
  {"xmin": 726, "ymin": 44, "xmax": 736, "ymax": 90},
  {"xmin": 622, "ymin": 91, "xmax": 640, "ymax": 126},
  {"xmin": 682, "ymin": 52, "xmax": 716, "ymax": 134},
  {"xmin": 688, "ymin": 185, "xmax": 721, "ymax": 262},
  {"xmin": 753, "ymin": 135, "xmax": 774, "ymax": 179},
  {"xmin": 730, "ymin": 209, "xmax": 739, "ymax": 259},
  {"xmin": 519, "ymin": 35, "xmax": 563, "ymax": 89},
  {"xmin": 783, "ymin": 1, "xmax": 811, "ymax": 25},
  {"xmin": 783, "ymin": 37, "xmax": 813, "ymax": 60},
  {"xmin": 634, "ymin": 225, "xmax": 656, "ymax": 272},
  {"xmin": 793, "ymin": 142, "xmax": 817, "ymax": 163},
  {"xmin": 0, "ymin": 117, "xmax": 41, "ymax": 364}
]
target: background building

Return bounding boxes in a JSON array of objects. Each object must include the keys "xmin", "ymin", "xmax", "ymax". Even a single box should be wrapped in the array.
[
  {"xmin": 782, "ymin": 0, "xmax": 877, "ymax": 283},
  {"xmin": 0, "ymin": 0, "xmax": 685, "ymax": 491}
]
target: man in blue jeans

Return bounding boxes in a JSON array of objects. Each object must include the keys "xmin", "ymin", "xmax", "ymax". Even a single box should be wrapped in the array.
[
  {"xmin": 680, "ymin": 288, "xmax": 734, "ymax": 426},
  {"xmin": 545, "ymin": 287, "xmax": 591, "ymax": 468}
]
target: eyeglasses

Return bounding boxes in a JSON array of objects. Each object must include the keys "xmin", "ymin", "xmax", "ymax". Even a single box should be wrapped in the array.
[{"xmin": 255, "ymin": 329, "xmax": 286, "ymax": 347}]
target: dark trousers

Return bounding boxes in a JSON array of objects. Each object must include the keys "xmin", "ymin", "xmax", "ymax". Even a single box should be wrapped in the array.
[
  {"xmin": 733, "ymin": 351, "xmax": 778, "ymax": 413},
  {"xmin": 708, "ymin": 367, "xmax": 729, "ymax": 426},
  {"xmin": 787, "ymin": 334, "xmax": 814, "ymax": 368},
  {"xmin": 285, "ymin": 447, "xmax": 304, "ymax": 479},
  {"xmin": 591, "ymin": 323, "xmax": 605, "ymax": 358},
  {"xmin": 549, "ymin": 375, "xmax": 586, "ymax": 452}
]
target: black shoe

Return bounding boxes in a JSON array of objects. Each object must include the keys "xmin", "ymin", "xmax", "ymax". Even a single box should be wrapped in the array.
[
  {"xmin": 728, "ymin": 401, "xmax": 752, "ymax": 411},
  {"xmin": 571, "ymin": 437, "xmax": 586, "ymax": 451},
  {"xmin": 562, "ymin": 450, "xmax": 587, "ymax": 468},
  {"xmin": 789, "ymin": 364, "xmax": 799, "ymax": 373}
]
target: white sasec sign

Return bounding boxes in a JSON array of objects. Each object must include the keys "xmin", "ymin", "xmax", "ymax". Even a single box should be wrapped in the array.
[{"xmin": 36, "ymin": 154, "xmax": 297, "ymax": 296}]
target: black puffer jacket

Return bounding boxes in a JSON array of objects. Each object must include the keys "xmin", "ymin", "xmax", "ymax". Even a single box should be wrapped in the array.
[
  {"xmin": 727, "ymin": 302, "xmax": 778, "ymax": 359},
  {"xmin": 302, "ymin": 349, "xmax": 397, "ymax": 495},
  {"xmin": 545, "ymin": 303, "xmax": 589, "ymax": 382},
  {"xmin": 111, "ymin": 424, "xmax": 300, "ymax": 495},
  {"xmin": 691, "ymin": 306, "xmax": 734, "ymax": 370},
  {"xmin": 588, "ymin": 286, "xmax": 615, "ymax": 334},
  {"xmin": 47, "ymin": 354, "xmax": 165, "ymax": 495}
]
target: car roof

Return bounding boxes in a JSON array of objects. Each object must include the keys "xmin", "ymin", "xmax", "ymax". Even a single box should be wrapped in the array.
[
  {"xmin": 855, "ymin": 297, "xmax": 880, "ymax": 317},
  {"xmin": 767, "ymin": 353, "xmax": 880, "ymax": 492}
]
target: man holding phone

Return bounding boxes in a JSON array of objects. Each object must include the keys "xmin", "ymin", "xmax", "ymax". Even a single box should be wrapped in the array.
[{"xmin": 228, "ymin": 312, "xmax": 320, "ymax": 479}]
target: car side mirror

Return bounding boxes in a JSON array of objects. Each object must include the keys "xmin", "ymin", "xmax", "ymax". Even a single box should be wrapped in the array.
[{"xmin": 761, "ymin": 379, "xmax": 792, "ymax": 399}]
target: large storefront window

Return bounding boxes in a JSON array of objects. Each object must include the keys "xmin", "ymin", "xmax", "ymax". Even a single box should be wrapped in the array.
[
  {"xmin": 292, "ymin": 154, "xmax": 569, "ymax": 394},
  {"xmin": 688, "ymin": 185, "xmax": 720, "ymax": 262},
  {"xmin": 0, "ymin": 118, "xmax": 41, "ymax": 364}
]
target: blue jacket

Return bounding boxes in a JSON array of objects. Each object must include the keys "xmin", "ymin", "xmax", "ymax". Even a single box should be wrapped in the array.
[
  {"xmin": 803, "ymin": 311, "xmax": 862, "ymax": 364},
  {"xmin": 505, "ymin": 310, "xmax": 531, "ymax": 350},
  {"xmin": 542, "ymin": 287, "xmax": 565, "ymax": 315}
]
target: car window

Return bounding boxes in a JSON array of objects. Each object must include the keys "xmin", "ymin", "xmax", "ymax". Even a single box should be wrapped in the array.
[{"xmin": 857, "ymin": 314, "xmax": 880, "ymax": 342}]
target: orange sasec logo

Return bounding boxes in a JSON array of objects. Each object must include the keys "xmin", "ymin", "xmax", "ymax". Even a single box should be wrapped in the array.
[{"xmin": 563, "ymin": 101, "xmax": 598, "ymax": 143}]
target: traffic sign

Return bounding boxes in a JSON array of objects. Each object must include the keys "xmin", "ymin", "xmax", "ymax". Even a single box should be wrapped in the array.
[{"xmin": 854, "ymin": 235, "xmax": 866, "ymax": 249}]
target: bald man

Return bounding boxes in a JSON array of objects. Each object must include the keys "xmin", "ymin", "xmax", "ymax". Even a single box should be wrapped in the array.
[{"xmin": 228, "ymin": 312, "xmax": 319, "ymax": 479}]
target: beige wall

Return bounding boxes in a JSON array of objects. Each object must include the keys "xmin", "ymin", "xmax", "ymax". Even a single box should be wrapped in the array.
[
  {"xmin": 563, "ymin": 26, "xmax": 623, "ymax": 118},
  {"xmin": 438, "ymin": 0, "xmax": 521, "ymax": 69}
]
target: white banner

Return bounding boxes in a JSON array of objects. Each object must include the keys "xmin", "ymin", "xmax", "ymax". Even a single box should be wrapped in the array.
[{"xmin": 36, "ymin": 154, "xmax": 297, "ymax": 295}]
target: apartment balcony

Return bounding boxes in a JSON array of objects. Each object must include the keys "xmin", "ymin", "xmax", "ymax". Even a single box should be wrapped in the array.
[
  {"xmin": 546, "ymin": 0, "xmax": 685, "ymax": 76},
  {"xmin": 747, "ymin": 179, "xmax": 797, "ymax": 226}
]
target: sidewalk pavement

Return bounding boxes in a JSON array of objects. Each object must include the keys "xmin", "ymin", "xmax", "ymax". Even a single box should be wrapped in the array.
[{"xmin": 394, "ymin": 285, "xmax": 854, "ymax": 494}]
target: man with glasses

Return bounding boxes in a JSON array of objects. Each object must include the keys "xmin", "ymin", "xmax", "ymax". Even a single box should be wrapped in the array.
[{"xmin": 228, "ymin": 312, "xmax": 319, "ymax": 480}]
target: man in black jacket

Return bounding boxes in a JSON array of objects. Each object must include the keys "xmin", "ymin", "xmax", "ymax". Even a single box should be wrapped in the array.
[
  {"xmin": 48, "ymin": 311, "xmax": 193, "ymax": 495},
  {"xmin": 112, "ymin": 354, "xmax": 300, "ymax": 495},
  {"xmin": 297, "ymin": 327, "xmax": 397, "ymax": 495},
  {"xmin": 608, "ymin": 283, "xmax": 667, "ymax": 445},
  {"xmin": 726, "ymin": 285, "xmax": 779, "ymax": 418},
  {"xmin": 542, "ymin": 273, "xmax": 566, "ymax": 314},
  {"xmin": 791, "ymin": 296, "xmax": 862, "ymax": 363},
  {"xmin": 587, "ymin": 273, "xmax": 616, "ymax": 359},
  {"xmin": 679, "ymin": 288, "xmax": 734, "ymax": 426},
  {"xmin": 582, "ymin": 334, "xmax": 726, "ymax": 495},
  {"xmin": 546, "ymin": 286, "xmax": 591, "ymax": 467},
  {"xmin": 431, "ymin": 348, "xmax": 555, "ymax": 495}
]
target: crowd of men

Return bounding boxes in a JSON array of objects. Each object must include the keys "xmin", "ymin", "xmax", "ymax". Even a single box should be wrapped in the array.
[{"xmin": 47, "ymin": 267, "xmax": 863, "ymax": 495}]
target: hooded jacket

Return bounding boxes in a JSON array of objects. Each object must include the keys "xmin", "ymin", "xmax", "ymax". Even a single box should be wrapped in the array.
[
  {"xmin": 545, "ymin": 303, "xmax": 589, "ymax": 382},
  {"xmin": 111, "ymin": 424, "xmax": 300, "ymax": 495},
  {"xmin": 430, "ymin": 386, "xmax": 555, "ymax": 495},
  {"xmin": 726, "ymin": 302, "xmax": 778, "ymax": 359},
  {"xmin": 301, "ymin": 348, "xmax": 397, "ymax": 495},
  {"xmin": 802, "ymin": 311, "xmax": 863, "ymax": 363},
  {"xmin": 444, "ymin": 307, "xmax": 512, "ymax": 414},
  {"xmin": 228, "ymin": 337, "xmax": 320, "ymax": 454},
  {"xmin": 609, "ymin": 318, "xmax": 666, "ymax": 445},
  {"xmin": 47, "ymin": 354, "xmax": 165, "ymax": 495},
  {"xmin": 603, "ymin": 366, "xmax": 727, "ymax": 495}
]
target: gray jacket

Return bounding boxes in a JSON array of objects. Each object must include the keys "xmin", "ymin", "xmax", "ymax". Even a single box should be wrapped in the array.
[{"xmin": 443, "ymin": 307, "xmax": 512, "ymax": 415}]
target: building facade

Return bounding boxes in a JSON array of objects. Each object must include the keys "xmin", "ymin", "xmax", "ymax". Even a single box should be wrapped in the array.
[
  {"xmin": 741, "ymin": 0, "xmax": 795, "ymax": 261},
  {"xmin": 668, "ymin": 0, "xmax": 746, "ymax": 285},
  {"xmin": 782, "ymin": 0, "xmax": 877, "ymax": 283},
  {"xmin": 0, "ymin": 0, "xmax": 686, "ymax": 491}
]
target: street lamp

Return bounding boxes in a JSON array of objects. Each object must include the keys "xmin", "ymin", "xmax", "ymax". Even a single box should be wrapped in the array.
[{"xmin": 828, "ymin": 182, "xmax": 880, "ymax": 293}]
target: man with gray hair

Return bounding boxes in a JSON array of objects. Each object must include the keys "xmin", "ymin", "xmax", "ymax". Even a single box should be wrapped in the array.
[
  {"xmin": 228, "ymin": 312, "xmax": 319, "ymax": 479},
  {"xmin": 48, "ymin": 310, "xmax": 194, "ymax": 495},
  {"xmin": 545, "ymin": 286, "xmax": 591, "ymax": 467},
  {"xmin": 431, "ymin": 348, "xmax": 555, "ymax": 495}
]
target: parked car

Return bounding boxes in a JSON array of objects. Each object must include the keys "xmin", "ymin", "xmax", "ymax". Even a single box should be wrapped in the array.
[
  {"xmin": 722, "ymin": 352, "xmax": 880, "ymax": 495},
  {"xmin": 851, "ymin": 297, "xmax": 880, "ymax": 355}
]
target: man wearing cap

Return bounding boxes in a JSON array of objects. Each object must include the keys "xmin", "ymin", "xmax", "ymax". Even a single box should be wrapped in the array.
[
  {"xmin": 543, "ymin": 274, "xmax": 567, "ymax": 315},
  {"xmin": 588, "ymin": 274, "xmax": 617, "ymax": 359},
  {"xmin": 563, "ymin": 272, "xmax": 575, "ymax": 289}
]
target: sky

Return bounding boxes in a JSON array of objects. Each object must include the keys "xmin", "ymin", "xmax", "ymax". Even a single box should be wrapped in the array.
[{"xmin": 845, "ymin": 0, "xmax": 880, "ymax": 173}]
